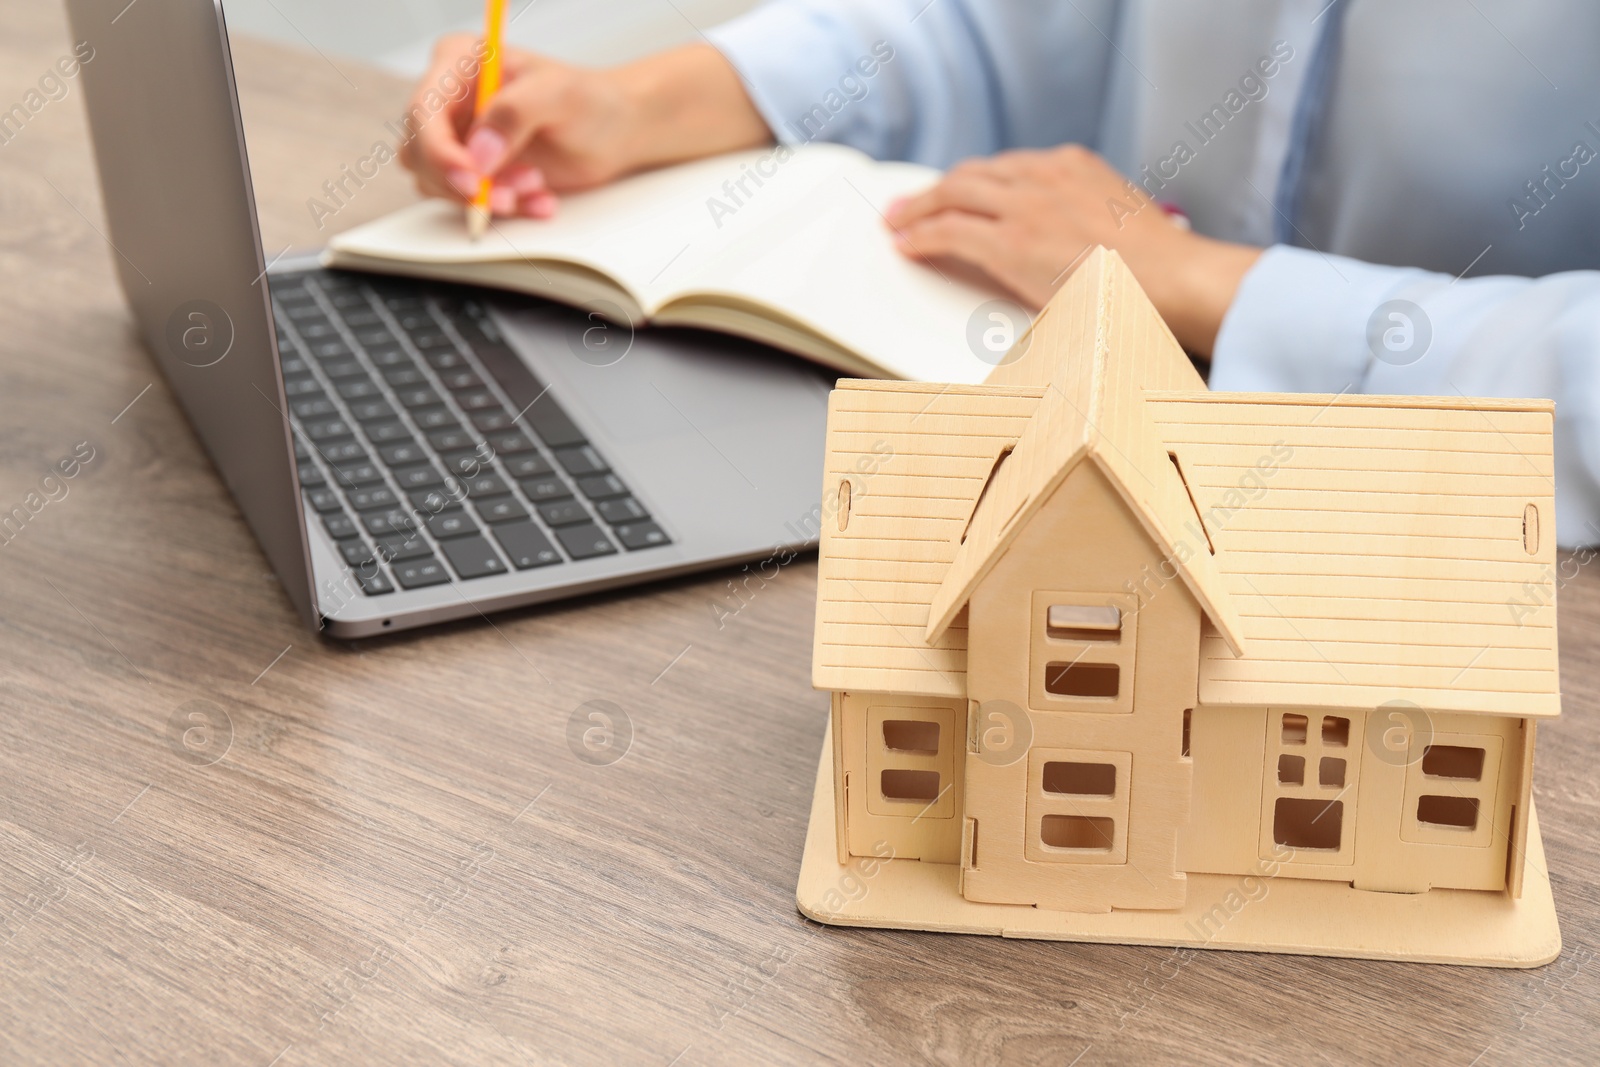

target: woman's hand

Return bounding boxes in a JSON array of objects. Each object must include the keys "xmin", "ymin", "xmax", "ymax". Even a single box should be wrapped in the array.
[
  {"xmin": 398, "ymin": 38, "xmax": 771, "ymax": 220},
  {"xmin": 884, "ymin": 145, "xmax": 1262, "ymax": 356}
]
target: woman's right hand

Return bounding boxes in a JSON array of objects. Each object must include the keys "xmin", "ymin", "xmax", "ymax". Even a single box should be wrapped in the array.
[{"xmin": 398, "ymin": 37, "xmax": 772, "ymax": 220}]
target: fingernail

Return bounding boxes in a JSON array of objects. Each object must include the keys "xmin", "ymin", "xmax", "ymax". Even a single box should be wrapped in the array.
[
  {"xmin": 505, "ymin": 166, "xmax": 546, "ymax": 195},
  {"xmin": 522, "ymin": 192, "xmax": 558, "ymax": 219},
  {"xmin": 489, "ymin": 184, "xmax": 517, "ymax": 215},
  {"xmin": 467, "ymin": 126, "xmax": 507, "ymax": 173},
  {"xmin": 446, "ymin": 168, "xmax": 479, "ymax": 198},
  {"xmin": 885, "ymin": 197, "xmax": 907, "ymax": 222}
]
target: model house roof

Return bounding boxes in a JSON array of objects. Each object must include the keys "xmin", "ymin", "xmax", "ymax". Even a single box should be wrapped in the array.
[
  {"xmin": 812, "ymin": 248, "xmax": 1559, "ymax": 718},
  {"xmin": 922, "ymin": 250, "xmax": 1246, "ymax": 655},
  {"xmin": 1152, "ymin": 392, "xmax": 1558, "ymax": 717}
]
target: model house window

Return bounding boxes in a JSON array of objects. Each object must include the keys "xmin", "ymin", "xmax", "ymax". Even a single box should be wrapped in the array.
[
  {"xmin": 1416, "ymin": 794, "xmax": 1479, "ymax": 830},
  {"xmin": 1040, "ymin": 814, "xmax": 1115, "ymax": 851},
  {"xmin": 1404, "ymin": 736, "xmax": 1497, "ymax": 844},
  {"xmin": 1272, "ymin": 797, "xmax": 1343, "ymax": 851},
  {"xmin": 866, "ymin": 705, "xmax": 958, "ymax": 820},
  {"xmin": 1259, "ymin": 710, "xmax": 1359, "ymax": 863},
  {"xmin": 1045, "ymin": 604, "xmax": 1121, "ymax": 642},
  {"xmin": 882, "ymin": 719, "xmax": 940, "ymax": 756},
  {"xmin": 880, "ymin": 768, "xmax": 941, "ymax": 802},
  {"xmin": 1031, "ymin": 591, "xmax": 1136, "ymax": 713},
  {"xmin": 1043, "ymin": 662, "xmax": 1120, "ymax": 698},
  {"xmin": 1025, "ymin": 748, "xmax": 1131, "ymax": 865},
  {"xmin": 1041, "ymin": 761, "xmax": 1117, "ymax": 796},
  {"xmin": 1420, "ymin": 744, "xmax": 1485, "ymax": 780}
]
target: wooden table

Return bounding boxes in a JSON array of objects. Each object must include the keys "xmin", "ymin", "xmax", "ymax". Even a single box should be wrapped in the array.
[{"xmin": 2, "ymin": 5, "xmax": 1596, "ymax": 1063}]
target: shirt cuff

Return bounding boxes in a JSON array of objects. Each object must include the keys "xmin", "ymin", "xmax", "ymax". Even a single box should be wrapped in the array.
[
  {"xmin": 1209, "ymin": 244, "xmax": 1432, "ymax": 395},
  {"xmin": 708, "ymin": 3, "xmax": 860, "ymax": 147}
]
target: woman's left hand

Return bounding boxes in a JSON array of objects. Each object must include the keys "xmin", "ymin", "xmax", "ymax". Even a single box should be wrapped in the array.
[{"xmin": 884, "ymin": 144, "xmax": 1263, "ymax": 356}]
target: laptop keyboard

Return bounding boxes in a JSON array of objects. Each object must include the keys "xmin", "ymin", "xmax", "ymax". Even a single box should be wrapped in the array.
[{"xmin": 269, "ymin": 270, "xmax": 670, "ymax": 597}]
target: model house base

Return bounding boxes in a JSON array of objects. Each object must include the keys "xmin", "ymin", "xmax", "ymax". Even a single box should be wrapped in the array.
[{"xmin": 797, "ymin": 721, "xmax": 1561, "ymax": 966}]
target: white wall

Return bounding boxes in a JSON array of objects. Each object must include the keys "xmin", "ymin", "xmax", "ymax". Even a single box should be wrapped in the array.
[{"xmin": 220, "ymin": 0, "xmax": 761, "ymax": 74}]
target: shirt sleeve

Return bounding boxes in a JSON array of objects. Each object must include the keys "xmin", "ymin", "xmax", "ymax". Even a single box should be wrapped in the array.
[
  {"xmin": 706, "ymin": 0, "xmax": 1117, "ymax": 167},
  {"xmin": 1211, "ymin": 245, "xmax": 1600, "ymax": 546}
]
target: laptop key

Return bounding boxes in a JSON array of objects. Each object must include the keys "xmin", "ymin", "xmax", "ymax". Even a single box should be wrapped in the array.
[
  {"xmin": 486, "ymin": 432, "xmax": 537, "ymax": 456},
  {"xmin": 355, "ymin": 567, "xmax": 394, "ymax": 595},
  {"xmin": 470, "ymin": 410, "xmax": 515, "ymax": 433},
  {"xmin": 306, "ymin": 488, "xmax": 343, "ymax": 513},
  {"xmin": 463, "ymin": 473, "xmax": 509, "ymax": 498},
  {"xmin": 439, "ymin": 535, "xmax": 508, "ymax": 580},
  {"xmin": 421, "ymin": 347, "xmax": 464, "ymax": 369},
  {"xmin": 428, "ymin": 429, "xmax": 475, "ymax": 453},
  {"xmin": 362, "ymin": 421, "xmax": 413, "ymax": 445},
  {"xmin": 426, "ymin": 510, "xmax": 479, "ymax": 539},
  {"xmin": 346, "ymin": 486, "xmax": 398, "ymax": 511},
  {"xmin": 378, "ymin": 441, "xmax": 429, "ymax": 467},
  {"xmin": 391, "ymin": 465, "xmax": 444, "ymax": 490},
  {"xmin": 392, "ymin": 557, "xmax": 451, "ymax": 589},
  {"xmin": 555, "ymin": 522, "xmax": 618, "ymax": 560},
  {"xmin": 320, "ymin": 441, "xmax": 370, "ymax": 464},
  {"xmin": 361, "ymin": 508, "xmax": 420, "ymax": 537},
  {"xmin": 597, "ymin": 497, "xmax": 648, "ymax": 525},
  {"xmin": 412, "ymin": 408, "xmax": 458, "ymax": 431},
  {"xmin": 283, "ymin": 376, "xmax": 324, "ymax": 398},
  {"xmin": 335, "ymin": 378, "xmax": 383, "ymax": 401},
  {"xmin": 374, "ymin": 532, "xmax": 433, "ymax": 561},
  {"xmin": 439, "ymin": 451, "xmax": 490, "ymax": 477},
  {"xmin": 577, "ymin": 474, "xmax": 627, "ymax": 500},
  {"xmin": 321, "ymin": 511, "xmax": 358, "ymax": 540},
  {"xmin": 292, "ymin": 397, "xmax": 338, "ymax": 419},
  {"xmin": 614, "ymin": 521, "xmax": 670, "ymax": 551},
  {"xmin": 554, "ymin": 445, "xmax": 608, "ymax": 477},
  {"xmin": 454, "ymin": 389, "xmax": 499, "ymax": 412},
  {"xmin": 348, "ymin": 399, "xmax": 396, "ymax": 423},
  {"xmin": 519, "ymin": 476, "xmax": 571, "ymax": 502},
  {"xmin": 303, "ymin": 417, "xmax": 353, "ymax": 442},
  {"xmin": 396, "ymin": 386, "xmax": 441, "ymax": 409},
  {"xmin": 503, "ymin": 453, "xmax": 553, "ymax": 479},
  {"xmin": 477, "ymin": 497, "xmax": 528, "ymax": 524},
  {"xmin": 410, "ymin": 486, "xmax": 465, "ymax": 512},
  {"xmin": 322, "ymin": 358, "xmax": 367, "ymax": 379},
  {"xmin": 330, "ymin": 462, "xmax": 384, "ymax": 486},
  {"xmin": 492, "ymin": 522, "xmax": 562, "ymax": 569},
  {"xmin": 296, "ymin": 465, "xmax": 326, "ymax": 489},
  {"xmin": 439, "ymin": 369, "xmax": 483, "ymax": 391},
  {"xmin": 382, "ymin": 366, "xmax": 427, "ymax": 388},
  {"xmin": 537, "ymin": 500, "xmax": 589, "ymax": 527},
  {"xmin": 367, "ymin": 346, "xmax": 412, "ymax": 367}
]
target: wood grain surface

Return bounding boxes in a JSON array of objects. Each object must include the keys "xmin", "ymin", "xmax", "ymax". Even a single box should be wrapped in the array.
[{"xmin": 1, "ymin": 4, "xmax": 1596, "ymax": 1063}]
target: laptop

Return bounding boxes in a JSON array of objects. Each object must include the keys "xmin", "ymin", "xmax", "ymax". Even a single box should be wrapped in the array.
[{"xmin": 64, "ymin": 0, "xmax": 833, "ymax": 638}]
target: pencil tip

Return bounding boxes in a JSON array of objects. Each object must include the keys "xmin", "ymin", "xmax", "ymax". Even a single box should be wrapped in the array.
[{"xmin": 467, "ymin": 205, "xmax": 490, "ymax": 241}]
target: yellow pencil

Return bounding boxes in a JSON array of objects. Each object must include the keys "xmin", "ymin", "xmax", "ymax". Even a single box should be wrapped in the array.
[{"xmin": 468, "ymin": 0, "xmax": 507, "ymax": 241}]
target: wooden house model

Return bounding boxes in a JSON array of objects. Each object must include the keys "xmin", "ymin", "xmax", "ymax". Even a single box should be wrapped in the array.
[{"xmin": 795, "ymin": 248, "xmax": 1562, "ymax": 965}]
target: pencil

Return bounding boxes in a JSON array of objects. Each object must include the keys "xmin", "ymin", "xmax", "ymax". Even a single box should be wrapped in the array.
[{"xmin": 467, "ymin": 0, "xmax": 507, "ymax": 241}]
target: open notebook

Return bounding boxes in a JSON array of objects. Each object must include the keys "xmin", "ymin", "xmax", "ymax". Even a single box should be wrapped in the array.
[{"xmin": 323, "ymin": 144, "xmax": 1009, "ymax": 383}]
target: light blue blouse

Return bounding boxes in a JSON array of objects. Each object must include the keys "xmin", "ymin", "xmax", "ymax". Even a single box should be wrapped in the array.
[{"xmin": 708, "ymin": 0, "xmax": 1600, "ymax": 545}]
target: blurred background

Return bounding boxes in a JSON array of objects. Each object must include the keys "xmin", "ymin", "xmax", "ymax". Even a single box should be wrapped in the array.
[{"xmin": 222, "ymin": 0, "xmax": 762, "ymax": 73}]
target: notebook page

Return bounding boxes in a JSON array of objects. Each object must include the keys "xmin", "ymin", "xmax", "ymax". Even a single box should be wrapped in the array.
[
  {"xmin": 326, "ymin": 144, "xmax": 870, "ymax": 312},
  {"xmin": 668, "ymin": 159, "xmax": 1008, "ymax": 384}
]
